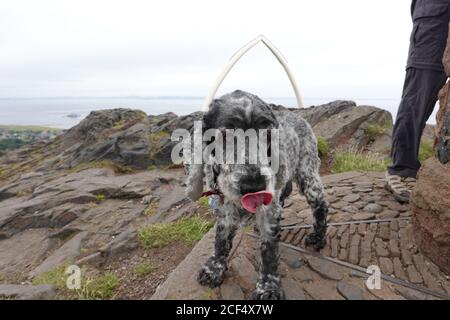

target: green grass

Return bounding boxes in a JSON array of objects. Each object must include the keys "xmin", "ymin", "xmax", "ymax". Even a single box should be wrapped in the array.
[
  {"xmin": 419, "ymin": 140, "xmax": 434, "ymax": 163},
  {"xmin": 33, "ymin": 265, "xmax": 119, "ymax": 300},
  {"xmin": 332, "ymin": 149, "xmax": 391, "ymax": 173},
  {"xmin": 78, "ymin": 272, "xmax": 119, "ymax": 300},
  {"xmin": 0, "ymin": 138, "xmax": 28, "ymax": 151},
  {"xmin": 0, "ymin": 125, "xmax": 60, "ymax": 132},
  {"xmin": 366, "ymin": 120, "xmax": 393, "ymax": 142},
  {"xmin": 197, "ymin": 197, "xmax": 211, "ymax": 209},
  {"xmin": 138, "ymin": 215, "xmax": 214, "ymax": 249},
  {"xmin": 317, "ymin": 137, "xmax": 329, "ymax": 158},
  {"xmin": 32, "ymin": 265, "xmax": 68, "ymax": 290},
  {"xmin": 143, "ymin": 202, "xmax": 159, "ymax": 216},
  {"xmin": 95, "ymin": 194, "xmax": 106, "ymax": 202},
  {"xmin": 133, "ymin": 262, "xmax": 154, "ymax": 278}
]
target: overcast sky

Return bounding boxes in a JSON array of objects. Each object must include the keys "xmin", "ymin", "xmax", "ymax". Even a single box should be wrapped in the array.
[{"xmin": 0, "ymin": 0, "xmax": 413, "ymax": 100}]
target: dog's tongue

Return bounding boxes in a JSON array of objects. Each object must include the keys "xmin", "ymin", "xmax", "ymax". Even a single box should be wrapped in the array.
[{"xmin": 240, "ymin": 191, "xmax": 273, "ymax": 213}]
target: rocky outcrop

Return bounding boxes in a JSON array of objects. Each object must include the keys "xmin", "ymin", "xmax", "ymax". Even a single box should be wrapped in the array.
[
  {"xmin": 289, "ymin": 100, "xmax": 393, "ymax": 150},
  {"xmin": 436, "ymin": 82, "xmax": 450, "ymax": 164},
  {"xmin": 411, "ymin": 158, "xmax": 450, "ymax": 274}
]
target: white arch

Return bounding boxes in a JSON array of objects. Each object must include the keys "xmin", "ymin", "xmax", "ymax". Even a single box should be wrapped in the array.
[{"xmin": 202, "ymin": 34, "xmax": 304, "ymax": 111}]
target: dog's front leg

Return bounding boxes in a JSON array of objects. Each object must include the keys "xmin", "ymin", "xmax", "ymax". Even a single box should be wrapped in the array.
[
  {"xmin": 252, "ymin": 202, "xmax": 285, "ymax": 300},
  {"xmin": 197, "ymin": 201, "xmax": 238, "ymax": 288},
  {"xmin": 297, "ymin": 161, "xmax": 328, "ymax": 250}
]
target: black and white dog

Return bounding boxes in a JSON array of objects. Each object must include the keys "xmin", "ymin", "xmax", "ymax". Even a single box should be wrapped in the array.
[{"xmin": 185, "ymin": 90, "xmax": 328, "ymax": 300}]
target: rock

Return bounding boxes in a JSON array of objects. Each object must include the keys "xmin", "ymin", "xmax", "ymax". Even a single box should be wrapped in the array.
[
  {"xmin": 363, "ymin": 203, "xmax": 383, "ymax": 214},
  {"xmin": 379, "ymin": 257, "xmax": 394, "ymax": 275},
  {"xmin": 151, "ymin": 228, "xmax": 216, "ymax": 300},
  {"xmin": 395, "ymin": 286, "xmax": 437, "ymax": 300},
  {"xmin": 436, "ymin": 81, "xmax": 450, "ymax": 163},
  {"xmin": 306, "ymin": 255, "xmax": 344, "ymax": 281},
  {"xmin": 229, "ymin": 255, "xmax": 258, "ymax": 292},
  {"xmin": 294, "ymin": 102, "xmax": 392, "ymax": 150},
  {"xmin": 0, "ymin": 284, "xmax": 56, "ymax": 300},
  {"xmin": 286, "ymin": 258, "xmax": 306, "ymax": 269},
  {"xmin": 0, "ymin": 229, "xmax": 51, "ymax": 274},
  {"xmin": 443, "ymin": 30, "xmax": 450, "ymax": 76},
  {"xmin": 411, "ymin": 157, "xmax": 450, "ymax": 274},
  {"xmin": 379, "ymin": 210, "xmax": 399, "ymax": 219},
  {"xmin": 348, "ymin": 234, "xmax": 361, "ymax": 264},
  {"xmin": 220, "ymin": 282, "xmax": 245, "ymax": 300},
  {"xmin": 100, "ymin": 229, "xmax": 138, "ymax": 259},
  {"xmin": 406, "ymin": 265, "xmax": 423, "ymax": 284},
  {"xmin": 389, "ymin": 239, "xmax": 401, "ymax": 258},
  {"xmin": 352, "ymin": 213, "xmax": 376, "ymax": 221},
  {"xmin": 281, "ymin": 278, "xmax": 306, "ymax": 300},
  {"xmin": 336, "ymin": 282, "xmax": 365, "ymax": 300},
  {"xmin": 342, "ymin": 206, "xmax": 358, "ymax": 214},
  {"xmin": 393, "ymin": 257, "xmax": 408, "ymax": 280},
  {"xmin": 30, "ymin": 231, "xmax": 88, "ymax": 278},
  {"xmin": 303, "ymin": 281, "xmax": 344, "ymax": 300},
  {"xmin": 342, "ymin": 194, "xmax": 360, "ymax": 203}
]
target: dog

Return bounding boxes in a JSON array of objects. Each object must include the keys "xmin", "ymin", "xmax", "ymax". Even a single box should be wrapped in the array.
[{"xmin": 185, "ymin": 90, "xmax": 328, "ymax": 300}]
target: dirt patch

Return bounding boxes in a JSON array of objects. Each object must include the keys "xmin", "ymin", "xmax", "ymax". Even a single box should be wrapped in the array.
[{"xmin": 104, "ymin": 242, "xmax": 194, "ymax": 299}]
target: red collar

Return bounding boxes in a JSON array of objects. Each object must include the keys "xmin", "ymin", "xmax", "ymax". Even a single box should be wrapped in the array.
[{"xmin": 201, "ymin": 189, "xmax": 224, "ymax": 204}]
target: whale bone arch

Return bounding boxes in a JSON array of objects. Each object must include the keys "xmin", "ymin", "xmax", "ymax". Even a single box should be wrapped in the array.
[{"xmin": 202, "ymin": 34, "xmax": 304, "ymax": 111}]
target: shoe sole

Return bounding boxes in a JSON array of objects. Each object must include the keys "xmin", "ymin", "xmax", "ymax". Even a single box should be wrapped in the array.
[{"xmin": 384, "ymin": 181, "xmax": 409, "ymax": 204}]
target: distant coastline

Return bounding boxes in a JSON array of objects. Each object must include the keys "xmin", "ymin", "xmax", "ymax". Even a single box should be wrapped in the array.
[{"xmin": 0, "ymin": 96, "xmax": 403, "ymax": 129}]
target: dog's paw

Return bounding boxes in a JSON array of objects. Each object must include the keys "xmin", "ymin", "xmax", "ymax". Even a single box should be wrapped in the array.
[
  {"xmin": 304, "ymin": 232, "xmax": 326, "ymax": 251},
  {"xmin": 197, "ymin": 257, "xmax": 227, "ymax": 288},
  {"xmin": 251, "ymin": 278, "xmax": 285, "ymax": 300}
]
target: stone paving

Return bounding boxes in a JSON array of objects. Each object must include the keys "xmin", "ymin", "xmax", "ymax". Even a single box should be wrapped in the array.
[{"xmin": 152, "ymin": 171, "xmax": 450, "ymax": 300}]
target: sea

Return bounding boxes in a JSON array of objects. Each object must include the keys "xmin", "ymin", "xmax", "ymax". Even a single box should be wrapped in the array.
[{"xmin": 0, "ymin": 96, "xmax": 428, "ymax": 130}]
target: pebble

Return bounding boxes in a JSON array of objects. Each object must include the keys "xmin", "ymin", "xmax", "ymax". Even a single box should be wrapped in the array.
[
  {"xmin": 307, "ymin": 256, "xmax": 344, "ymax": 281},
  {"xmin": 352, "ymin": 212, "xmax": 376, "ymax": 221},
  {"xmin": 342, "ymin": 194, "xmax": 360, "ymax": 203},
  {"xmin": 336, "ymin": 282, "xmax": 366, "ymax": 300},
  {"xmin": 363, "ymin": 203, "xmax": 383, "ymax": 213}
]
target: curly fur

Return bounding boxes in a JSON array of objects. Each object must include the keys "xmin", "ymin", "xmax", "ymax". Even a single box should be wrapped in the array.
[{"xmin": 185, "ymin": 90, "xmax": 328, "ymax": 300}]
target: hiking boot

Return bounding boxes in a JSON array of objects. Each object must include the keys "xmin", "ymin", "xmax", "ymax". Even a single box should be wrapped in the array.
[{"xmin": 385, "ymin": 172, "xmax": 414, "ymax": 204}]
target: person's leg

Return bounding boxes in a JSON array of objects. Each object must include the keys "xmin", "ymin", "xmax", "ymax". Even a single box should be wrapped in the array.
[{"xmin": 388, "ymin": 68, "xmax": 447, "ymax": 178}]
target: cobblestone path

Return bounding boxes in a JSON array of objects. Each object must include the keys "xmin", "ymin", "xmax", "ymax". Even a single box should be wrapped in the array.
[{"xmin": 152, "ymin": 171, "xmax": 450, "ymax": 300}]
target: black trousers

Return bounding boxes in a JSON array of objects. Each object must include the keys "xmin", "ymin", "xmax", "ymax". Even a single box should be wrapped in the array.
[
  {"xmin": 388, "ymin": 0, "xmax": 449, "ymax": 178},
  {"xmin": 388, "ymin": 68, "xmax": 447, "ymax": 178}
]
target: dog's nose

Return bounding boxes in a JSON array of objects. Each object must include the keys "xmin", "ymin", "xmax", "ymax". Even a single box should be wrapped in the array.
[{"xmin": 239, "ymin": 174, "xmax": 267, "ymax": 195}]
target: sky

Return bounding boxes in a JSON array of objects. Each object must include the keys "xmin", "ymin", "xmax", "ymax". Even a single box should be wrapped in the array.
[{"xmin": 0, "ymin": 0, "xmax": 413, "ymax": 100}]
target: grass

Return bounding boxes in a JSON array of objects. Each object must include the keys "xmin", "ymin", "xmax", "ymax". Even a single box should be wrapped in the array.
[
  {"xmin": 366, "ymin": 120, "xmax": 393, "ymax": 142},
  {"xmin": 317, "ymin": 137, "xmax": 329, "ymax": 158},
  {"xmin": 0, "ymin": 125, "xmax": 60, "ymax": 132},
  {"xmin": 133, "ymin": 262, "xmax": 154, "ymax": 278},
  {"xmin": 332, "ymin": 149, "xmax": 391, "ymax": 173},
  {"xmin": 144, "ymin": 202, "xmax": 159, "ymax": 216},
  {"xmin": 69, "ymin": 160, "xmax": 133, "ymax": 174},
  {"xmin": 78, "ymin": 272, "xmax": 119, "ymax": 300},
  {"xmin": 95, "ymin": 194, "xmax": 105, "ymax": 202},
  {"xmin": 197, "ymin": 197, "xmax": 211, "ymax": 209},
  {"xmin": 0, "ymin": 138, "xmax": 28, "ymax": 151},
  {"xmin": 138, "ymin": 215, "xmax": 214, "ymax": 249},
  {"xmin": 419, "ymin": 140, "xmax": 434, "ymax": 163},
  {"xmin": 148, "ymin": 131, "xmax": 170, "ymax": 159},
  {"xmin": 32, "ymin": 265, "xmax": 68, "ymax": 290},
  {"xmin": 33, "ymin": 265, "xmax": 119, "ymax": 300}
]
